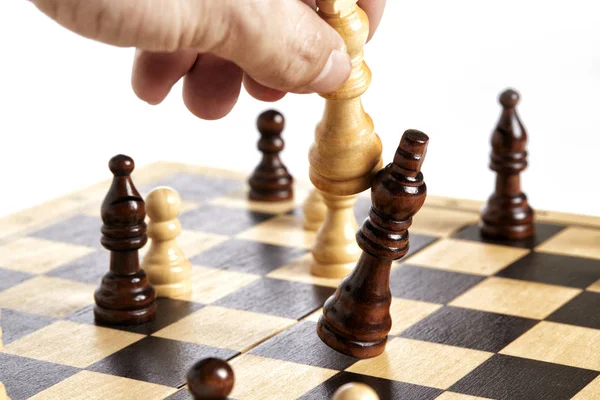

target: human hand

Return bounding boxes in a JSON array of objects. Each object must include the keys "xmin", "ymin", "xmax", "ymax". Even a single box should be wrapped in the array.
[{"xmin": 30, "ymin": 0, "xmax": 386, "ymax": 119}]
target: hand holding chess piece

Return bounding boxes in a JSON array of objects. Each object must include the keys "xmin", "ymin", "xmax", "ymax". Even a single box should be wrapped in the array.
[{"xmin": 142, "ymin": 187, "xmax": 192, "ymax": 298}]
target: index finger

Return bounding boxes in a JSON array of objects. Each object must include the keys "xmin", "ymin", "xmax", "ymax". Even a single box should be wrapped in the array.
[{"xmin": 358, "ymin": 0, "xmax": 387, "ymax": 41}]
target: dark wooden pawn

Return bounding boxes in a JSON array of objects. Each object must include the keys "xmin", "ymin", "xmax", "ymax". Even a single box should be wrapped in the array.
[
  {"xmin": 317, "ymin": 130, "xmax": 429, "ymax": 359},
  {"xmin": 248, "ymin": 110, "xmax": 294, "ymax": 202},
  {"xmin": 187, "ymin": 358, "xmax": 234, "ymax": 400},
  {"xmin": 480, "ymin": 89, "xmax": 535, "ymax": 239},
  {"xmin": 94, "ymin": 155, "xmax": 157, "ymax": 325}
]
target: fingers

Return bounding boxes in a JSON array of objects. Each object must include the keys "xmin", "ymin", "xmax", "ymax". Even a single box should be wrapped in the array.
[
  {"xmin": 358, "ymin": 0, "xmax": 387, "ymax": 40},
  {"xmin": 131, "ymin": 49, "xmax": 198, "ymax": 105},
  {"xmin": 182, "ymin": 54, "xmax": 243, "ymax": 120},
  {"xmin": 243, "ymin": 75, "xmax": 287, "ymax": 103}
]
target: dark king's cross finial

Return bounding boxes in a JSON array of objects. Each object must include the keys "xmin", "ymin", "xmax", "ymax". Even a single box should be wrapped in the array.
[{"xmin": 480, "ymin": 89, "xmax": 535, "ymax": 240}]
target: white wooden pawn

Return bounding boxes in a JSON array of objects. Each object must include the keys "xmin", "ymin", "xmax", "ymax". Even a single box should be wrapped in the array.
[
  {"xmin": 332, "ymin": 383, "xmax": 379, "ymax": 400},
  {"xmin": 142, "ymin": 187, "xmax": 192, "ymax": 298}
]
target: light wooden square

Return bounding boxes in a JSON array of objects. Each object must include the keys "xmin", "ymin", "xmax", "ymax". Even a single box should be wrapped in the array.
[
  {"xmin": 0, "ymin": 237, "xmax": 95, "ymax": 274},
  {"xmin": 3, "ymin": 320, "xmax": 144, "ymax": 368},
  {"xmin": 347, "ymin": 338, "xmax": 493, "ymax": 390},
  {"xmin": 30, "ymin": 370, "xmax": 176, "ymax": 400},
  {"xmin": 449, "ymin": 277, "xmax": 582, "ymax": 319},
  {"xmin": 500, "ymin": 321, "xmax": 600, "ymax": 371},
  {"xmin": 435, "ymin": 393, "xmax": 494, "ymax": 400},
  {"xmin": 303, "ymin": 308, "xmax": 323, "ymax": 323},
  {"xmin": 153, "ymin": 305, "xmax": 296, "ymax": 352},
  {"xmin": 588, "ymin": 280, "xmax": 600, "ymax": 293},
  {"xmin": 407, "ymin": 239, "xmax": 529, "ymax": 276},
  {"xmin": 267, "ymin": 254, "xmax": 341, "ymax": 288},
  {"xmin": 536, "ymin": 227, "xmax": 600, "ymax": 261},
  {"xmin": 237, "ymin": 215, "xmax": 317, "ymax": 249},
  {"xmin": 410, "ymin": 207, "xmax": 479, "ymax": 237},
  {"xmin": 389, "ymin": 298, "xmax": 443, "ymax": 336},
  {"xmin": 229, "ymin": 354, "xmax": 337, "ymax": 400},
  {"xmin": 139, "ymin": 230, "xmax": 228, "ymax": 259},
  {"xmin": 209, "ymin": 187, "xmax": 305, "ymax": 215},
  {"xmin": 572, "ymin": 376, "xmax": 600, "ymax": 400},
  {"xmin": 0, "ymin": 276, "xmax": 95, "ymax": 318},
  {"xmin": 173, "ymin": 265, "xmax": 260, "ymax": 303}
]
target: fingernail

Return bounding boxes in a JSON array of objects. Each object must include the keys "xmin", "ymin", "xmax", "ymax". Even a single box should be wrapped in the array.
[{"xmin": 304, "ymin": 50, "xmax": 351, "ymax": 94}]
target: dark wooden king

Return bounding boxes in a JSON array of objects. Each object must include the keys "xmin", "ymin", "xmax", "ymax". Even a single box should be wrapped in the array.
[
  {"xmin": 94, "ymin": 154, "xmax": 157, "ymax": 325},
  {"xmin": 317, "ymin": 129, "xmax": 429, "ymax": 358},
  {"xmin": 248, "ymin": 110, "xmax": 294, "ymax": 202},
  {"xmin": 480, "ymin": 89, "xmax": 535, "ymax": 239}
]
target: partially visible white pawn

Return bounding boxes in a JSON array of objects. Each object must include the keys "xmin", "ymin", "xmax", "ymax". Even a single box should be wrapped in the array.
[
  {"xmin": 332, "ymin": 383, "xmax": 379, "ymax": 400},
  {"xmin": 303, "ymin": 189, "xmax": 326, "ymax": 231},
  {"xmin": 142, "ymin": 187, "xmax": 192, "ymax": 298}
]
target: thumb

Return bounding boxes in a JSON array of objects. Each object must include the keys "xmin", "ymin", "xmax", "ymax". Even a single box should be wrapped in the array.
[
  {"xmin": 29, "ymin": 0, "xmax": 351, "ymax": 93},
  {"xmin": 209, "ymin": 0, "xmax": 352, "ymax": 93}
]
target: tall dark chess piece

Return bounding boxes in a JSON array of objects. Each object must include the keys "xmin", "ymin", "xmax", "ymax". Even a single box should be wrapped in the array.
[
  {"xmin": 94, "ymin": 155, "xmax": 157, "ymax": 325},
  {"xmin": 480, "ymin": 89, "xmax": 535, "ymax": 240},
  {"xmin": 317, "ymin": 130, "xmax": 429, "ymax": 359},
  {"xmin": 187, "ymin": 358, "xmax": 234, "ymax": 400},
  {"xmin": 248, "ymin": 110, "xmax": 294, "ymax": 202}
]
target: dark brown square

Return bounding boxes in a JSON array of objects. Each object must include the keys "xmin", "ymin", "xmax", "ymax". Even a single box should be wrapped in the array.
[
  {"xmin": 546, "ymin": 291, "xmax": 600, "ymax": 329},
  {"xmin": 180, "ymin": 205, "xmax": 274, "ymax": 236},
  {"xmin": 87, "ymin": 336, "xmax": 237, "ymax": 387}
]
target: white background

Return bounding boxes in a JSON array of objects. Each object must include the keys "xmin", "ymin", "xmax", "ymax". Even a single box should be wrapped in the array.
[{"xmin": 0, "ymin": 0, "xmax": 599, "ymax": 218}]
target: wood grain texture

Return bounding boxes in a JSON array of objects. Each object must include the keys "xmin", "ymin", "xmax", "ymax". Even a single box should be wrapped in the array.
[
  {"xmin": 229, "ymin": 354, "xmax": 338, "ymax": 400},
  {"xmin": 29, "ymin": 370, "xmax": 176, "ymax": 400},
  {"xmin": 500, "ymin": 321, "xmax": 600, "ymax": 371},
  {"xmin": 571, "ymin": 376, "xmax": 600, "ymax": 400},
  {"xmin": 0, "ymin": 237, "xmax": 95, "ymax": 274},
  {"xmin": 153, "ymin": 305, "xmax": 296, "ymax": 352},
  {"xmin": 347, "ymin": 338, "xmax": 493, "ymax": 390},
  {"xmin": 0, "ymin": 276, "xmax": 95, "ymax": 318},
  {"xmin": 449, "ymin": 277, "xmax": 581, "ymax": 319},
  {"xmin": 480, "ymin": 89, "xmax": 535, "ymax": 239},
  {"xmin": 237, "ymin": 215, "xmax": 317, "ymax": 249},
  {"xmin": 2, "ymin": 320, "xmax": 144, "ymax": 368},
  {"xmin": 408, "ymin": 238, "xmax": 529, "ymax": 276},
  {"xmin": 174, "ymin": 266, "xmax": 260, "ymax": 304},
  {"xmin": 309, "ymin": 0, "xmax": 383, "ymax": 278},
  {"xmin": 536, "ymin": 227, "xmax": 600, "ymax": 260}
]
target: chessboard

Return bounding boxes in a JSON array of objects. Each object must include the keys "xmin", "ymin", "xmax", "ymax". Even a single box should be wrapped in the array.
[{"xmin": 0, "ymin": 162, "xmax": 599, "ymax": 400}]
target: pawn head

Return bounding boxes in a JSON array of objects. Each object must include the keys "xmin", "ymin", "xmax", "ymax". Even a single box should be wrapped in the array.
[
  {"xmin": 257, "ymin": 109, "xmax": 284, "ymax": 136},
  {"xmin": 332, "ymin": 382, "xmax": 380, "ymax": 400},
  {"xmin": 145, "ymin": 186, "xmax": 181, "ymax": 222},
  {"xmin": 187, "ymin": 358, "xmax": 234, "ymax": 399},
  {"xmin": 108, "ymin": 154, "xmax": 135, "ymax": 176},
  {"xmin": 499, "ymin": 88, "xmax": 520, "ymax": 109}
]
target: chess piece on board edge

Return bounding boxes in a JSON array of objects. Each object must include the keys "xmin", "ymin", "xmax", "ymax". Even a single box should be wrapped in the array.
[
  {"xmin": 94, "ymin": 155, "xmax": 157, "ymax": 325},
  {"xmin": 318, "ymin": 130, "xmax": 429, "ymax": 358},
  {"xmin": 187, "ymin": 358, "xmax": 234, "ymax": 400},
  {"xmin": 248, "ymin": 110, "xmax": 294, "ymax": 202},
  {"xmin": 142, "ymin": 186, "xmax": 192, "ymax": 298},
  {"xmin": 309, "ymin": 0, "xmax": 383, "ymax": 278},
  {"xmin": 332, "ymin": 382, "xmax": 379, "ymax": 400},
  {"xmin": 480, "ymin": 89, "xmax": 535, "ymax": 240},
  {"xmin": 303, "ymin": 188, "xmax": 326, "ymax": 231}
]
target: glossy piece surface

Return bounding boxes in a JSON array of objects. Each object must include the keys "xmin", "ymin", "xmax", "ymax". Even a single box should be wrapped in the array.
[{"xmin": 187, "ymin": 358, "xmax": 234, "ymax": 400}]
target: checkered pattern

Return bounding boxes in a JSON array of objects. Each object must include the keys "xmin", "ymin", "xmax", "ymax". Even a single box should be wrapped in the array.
[{"xmin": 1, "ymin": 169, "xmax": 599, "ymax": 400}]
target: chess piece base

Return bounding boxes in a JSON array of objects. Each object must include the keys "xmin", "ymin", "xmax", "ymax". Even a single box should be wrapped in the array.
[
  {"xmin": 94, "ymin": 302, "xmax": 157, "ymax": 326},
  {"xmin": 317, "ymin": 315, "xmax": 387, "ymax": 359},
  {"xmin": 310, "ymin": 260, "xmax": 355, "ymax": 279},
  {"xmin": 249, "ymin": 188, "xmax": 293, "ymax": 202}
]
